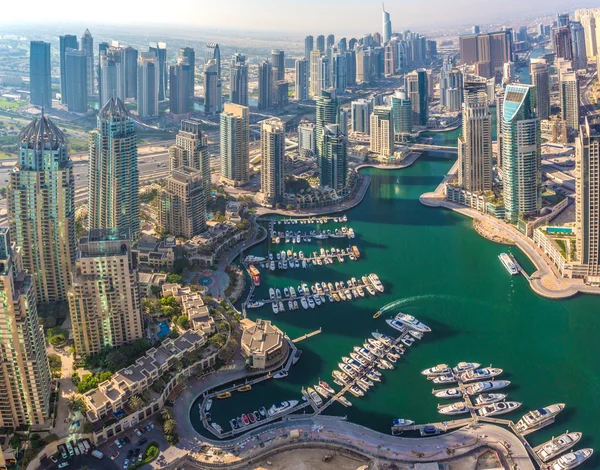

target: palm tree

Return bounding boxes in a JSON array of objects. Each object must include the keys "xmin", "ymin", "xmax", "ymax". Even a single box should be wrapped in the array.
[
  {"xmin": 128, "ymin": 395, "xmax": 144, "ymax": 411},
  {"xmin": 163, "ymin": 419, "xmax": 177, "ymax": 435},
  {"xmin": 160, "ymin": 408, "xmax": 172, "ymax": 421}
]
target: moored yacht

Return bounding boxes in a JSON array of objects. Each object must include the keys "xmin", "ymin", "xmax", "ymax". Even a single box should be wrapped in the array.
[
  {"xmin": 422, "ymin": 364, "xmax": 451, "ymax": 376},
  {"xmin": 477, "ymin": 401, "xmax": 521, "ymax": 417},
  {"xmin": 535, "ymin": 432, "xmax": 582, "ymax": 463},
  {"xmin": 453, "ymin": 362, "xmax": 481, "ymax": 374},
  {"xmin": 465, "ymin": 380, "xmax": 511, "ymax": 395},
  {"xmin": 268, "ymin": 400, "xmax": 299, "ymax": 417},
  {"xmin": 386, "ymin": 319, "xmax": 407, "ymax": 333},
  {"xmin": 515, "ymin": 404, "xmax": 565, "ymax": 433},
  {"xmin": 433, "ymin": 388, "xmax": 462, "ymax": 399},
  {"xmin": 432, "ymin": 374, "xmax": 457, "ymax": 385},
  {"xmin": 438, "ymin": 402, "xmax": 469, "ymax": 415},
  {"xmin": 473, "ymin": 393, "xmax": 507, "ymax": 407},
  {"xmin": 460, "ymin": 367, "xmax": 503, "ymax": 383},
  {"xmin": 395, "ymin": 313, "xmax": 431, "ymax": 332},
  {"xmin": 547, "ymin": 449, "xmax": 593, "ymax": 470},
  {"xmin": 307, "ymin": 387, "xmax": 323, "ymax": 406}
]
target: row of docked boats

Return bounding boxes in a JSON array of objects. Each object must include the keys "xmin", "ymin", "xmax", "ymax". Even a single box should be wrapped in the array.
[
  {"xmin": 534, "ymin": 432, "xmax": 592, "ymax": 469},
  {"xmin": 304, "ymin": 380, "xmax": 336, "ymax": 407},
  {"xmin": 270, "ymin": 227, "xmax": 355, "ymax": 244},
  {"xmin": 273, "ymin": 215, "xmax": 347, "ymax": 225},
  {"xmin": 228, "ymin": 400, "xmax": 299, "ymax": 432},
  {"xmin": 259, "ymin": 246, "xmax": 361, "ymax": 271}
]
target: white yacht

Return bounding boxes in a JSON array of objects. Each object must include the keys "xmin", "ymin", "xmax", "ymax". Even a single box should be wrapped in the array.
[
  {"xmin": 314, "ymin": 385, "xmax": 331, "ymax": 399},
  {"xmin": 244, "ymin": 255, "xmax": 266, "ymax": 264},
  {"xmin": 268, "ymin": 400, "xmax": 299, "ymax": 417},
  {"xmin": 499, "ymin": 252, "xmax": 519, "ymax": 275},
  {"xmin": 453, "ymin": 362, "xmax": 480, "ymax": 374},
  {"xmin": 308, "ymin": 296, "xmax": 316, "ymax": 308},
  {"xmin": 368, "ymin": 273, "xmax": 384, "ymax": 292},
  {"xmin": 465, "ymin": 380, "xmax": 510, "ymax": 395},
  {"xmin": 307, "ymin": 387, "xmax": 323, "ymax": 407},
  {"xmin": 386, "ymin": 319, "xmax": 408, "ymax": 333},
  {"xmin": 432, "ymin": 374, "xmax": 457, "ymax": 385},
  {"xmin": 269, "ymin": 288, "xmax": 275, "ymax": 300},
  {"xmin": 546, "ymin": 449, "xmax": 593, "ymax": 470},
  {"xmin": 272, "ymin": 302, "xmax": 279, "ymax": 314},
  {"xmin": 473, "ymin": 393, "xmax": 507, "ymax": 407},
  {"xmin": 247, "ymin": 300, "xmax": 264, "ymax": 309},
  {"xmin": 290, "ymin": 287, "xmax": 296, "ymax": 297},
  {"xmin": 516, "ymin": 404, "xmax": 565, "ymax": 433},
  {"xmin": 460, "ymin": 367, "xmax": 503, "ymax": 383},
  {"xmin": 438, "ymin": 402, "xmax": 469, "ymax": 415},
  {"xmin": 395, "ymin": 313, "xmax": 431, "ymax": 332},
  {"xmin": 433, "ymin": 388, "xmax": 463, "ymax": 399},
  {"xmin": 422, "ymin": 364, "xmax": 451, "ymax": 376},
  {"xmin": 535, "ymin": 432, "xmax": 582, "ymax": 463},
  {"xmin": 477, "ymin": 401, "xmax": 521, "ymax": 417},
  {"xmin": 300, "ymin": 297, "xmax": 308, "ymax": 309},
  {"xmin": 275, "ymin": 289, "xmax": 282, "ymax": 299}
]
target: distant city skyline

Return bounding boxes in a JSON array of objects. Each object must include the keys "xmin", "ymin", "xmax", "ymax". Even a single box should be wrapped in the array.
[{"xmin": 1, "ymin": 0, "xmax": 598, "ymax": 35}]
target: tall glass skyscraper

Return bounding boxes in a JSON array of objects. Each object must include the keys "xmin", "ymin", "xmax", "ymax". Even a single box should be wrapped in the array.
[
  {"xmin": 230, "ymin": 53, "xmax": 248, "ymax": 106},
  {"xmin": 304, "ymin": 35, "xmax": 314, "ymax": 60},
  {"xmin": 320, "ymin": 124, "xmax": 347, "ymax": 191},
  {"xmin": 179, "ymin": 47, "xmax": 196, "ymax": 98},
  {"xmin": 30, "ymin": 41, "xmax": 51, "ymax": 108},
  {"xmin": 382, "ymin": 4, "xmax": 392, "ymax": 43},
  {"xmin": 260, "ymin": 118, "xmax": 285, "ymax": 207},
  {"xmin": 258, "ymin": 60, "xmax": 274, "ymax": 110},
  {"xmin": 60, "ymin": 35, "xmax": 78, "ymax": 105},
  {"xmin": 220, "ymin": 103, "xmax": 250, "ymax": 186},
  {"xmin": 501, "ymin": 84, "xmax": 541, "ymax": 224},
  {"xmin": 316, "ymin": 88, "xmax": 339, "ymax": 158},
  {"xmin": 88, "ymin": 98, "xmax": 140, "ymax": 240},
  {"xmin": 149, "ymin": 42, "xmax": 167, "ymax": 100},
  {"xmin": 391, "ymin": 89, "xmax": 412, "ymax": 136},
  {"xmin": 65, "ymin": 49, "xmax": 88, "ymax": 113},
  {"xmin": 8, "ymin": 114, "xmax": 75, "ymax": 302},
  {"xmin": 81, "ymin": 29, "xmax": 94, "ymax": 96}
]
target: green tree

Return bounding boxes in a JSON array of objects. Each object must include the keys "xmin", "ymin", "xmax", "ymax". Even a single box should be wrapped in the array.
[
  {"xmin": 9, "ymin": 435, "xmax": 21, "ymax": 449},
  {"xmin": 68, "ymin": 397, "xmax": 87, "ymax": 413},
  {"xmin": 106, "ymin": 350, "xmax": 127, "ymax": 372},
  {"xmin": 177, "ymin": 316, "xmax": 190, "ymax": 329},
  {"xmin": 166, "ymin": 273, "xmax": 183, "ymax": 284},
  {"xmin": 48, "ymin": 354, "xmax": 62, "ymax": 373},
  {"xmin": 160, "ymin": 407, "xmax": 172, "ymax": 422},
  {"xmin": 128, "ymin": 395, "xmax": 145, "ymax": 411},
  {"xmin": 163, "ymin": 419, "xmax": 177, "ymax": 435}
]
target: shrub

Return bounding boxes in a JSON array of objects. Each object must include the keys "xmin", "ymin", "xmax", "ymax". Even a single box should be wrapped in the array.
[{"xmin": 142, "ymin": 443, "xmax": 160, "ymax": 464}]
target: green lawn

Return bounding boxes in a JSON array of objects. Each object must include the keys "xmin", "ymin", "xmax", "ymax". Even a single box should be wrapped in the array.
[
  {"xmin": 0, "ymin": 98, "xmax": 25, "ymax": 111},
  {"xmin": 0, "ymin": 151, "xmax": 16, "ymax": 159}
]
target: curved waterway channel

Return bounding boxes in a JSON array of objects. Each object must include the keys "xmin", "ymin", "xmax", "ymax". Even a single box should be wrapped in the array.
[{"xmin": 189, "ymin": 152, "xmax": 600, "ymax": 468}]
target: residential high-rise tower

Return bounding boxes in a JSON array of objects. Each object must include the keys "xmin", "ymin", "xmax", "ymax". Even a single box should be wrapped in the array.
[
  {"xmin": 149, "ymin": 42, "xmax": 167, "ymax": 100},
  {"xmin": 319, "ymin": 124, "xmax": 347, "ymax": 191},
  {"xmin": 30, "ymin": 41, "xmax": 51, "ymax": 108},
  {"xmin": 137, "ymin": 52, "xmax": 159, "ymax": 118},
  {"xmin": 294, "ymin": 58, "xmax": 309, "ymax": 101},
  {"xmin": 230, "ymin": 53, "xmax": 248, "ymax": 106},
  {"xmin": 220, "ymin": 103, "xmax": 250, "ymax": 186},
  {"xmin": 260, "ymin": 119, "xmax": 285, "ymax": 207},
  {"xmin": 60, "ymin": 35, "xmax": 78, "ymax": 105}
]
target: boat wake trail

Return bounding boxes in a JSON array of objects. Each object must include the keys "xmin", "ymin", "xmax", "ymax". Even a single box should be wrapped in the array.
[{"xmin": 379, "ymin": 294, "xmax": 460, "ymax": 314}]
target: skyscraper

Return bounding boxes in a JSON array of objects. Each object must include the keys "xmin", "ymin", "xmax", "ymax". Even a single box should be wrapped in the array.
[
  {"xmin": 137, "ymin": 52, "xmax": 159, "ymax": 118},
  {"xmin": 204, "ymin": 59, "xmax": 221, "ymax": 115},
  {"xmin": 316, "ymin": 88, "xmax": 339, "ymax": 158},
  {"xmin": 407, "ymin": 69, "xmax": 428, "ymax": 126},
  {"xmin": 382, "ymin": 4, "xmax": 392, "ymax": 44},
  {"xmin": 305, "ymin": 35, "xmax": 314, "ymax": 60},
  {"xmin": 30, "ymin": 41, "xmax": 51, "ymax": 108},
  {"xmin": 220, "ymin": 103, "xmax": 250, "ymax": 186},
  {"xmin": 309, "ymin": 50, "xmax": 322, "ymax": 98},
  {"xmin": 159, "ymin": 167, "xmax": 206, "ymax": 238},
  {"xmin": 295, "ymin": 58, "xmax": 309, "ymax": 101},
  {"xmin": 298, "ymin": 121, "xmax": 317, "ymax": 157},
  {"xmin": 88, "ymin": 98, "xmax": 140, "ymax": 240},
  {"xmin": 554, "ymin": 24, "xmax": 574, "ymax": 61},
  {"xmin": 124, "ymin": 46, "xmax": 138, "ymax": 99},
  {"xmin": 530, "ymin": 60, "xmax": 550, "ymax": 120},
  {"xmin": 169, "ymin": 119, "xmax": 210, "ymax": 200},
  {"xmin": 260, "ymin": 118, "xmax": 285, "ymax": 207},
  {"xmin": 391, "ymin": 89, "xmax": 412, "ymax": 136},
  {"xmin": 575, "ymin": 118, "xmax": 600, "ymax": 276},
  {"xmin": 333, "ymin": 52, "xmax": 347, "ymax": 93},
  {"xmin": 274, "ymin": 81, "xmax": 289, "ymax": 108},
  {"xmin": 170, "ymin": 62, "xmax": 191, "ymax": 115},
  {"xmin": 68, "ymin": 228, "xmax": 143, "ymax": 356},
  {"xmin": 206, "ymin": 43, "xmax": 221, "ymax": 78},
  {"xmin": 179, "ymin": 47, "xmax": 196, "ymax": 98},
  {"xmin": 8, "ymin": 115, "xmax": 75, "ymax": 302},
  {"xmin": 570, "ymin": 21, "xmax": 588, "ymax": 70},
  {"xmin": 351, "ymin": 99, "xmax": 373, "ymax": 134},
  {"xmin": 60, "ymin": 35, "xmax": 78, "ymax": 105},
  {"xmin": 0, "ymin": 227, "xmax": 51, "ymax": 427},
  {"xmin": 458, "ymin": 31, "xmax": 512, "ymax": 77},
  {"xmin": 149, "ymin": 42, "xmax": 167, "ymax": 100},
  {"xmin": 99, "ymin": 44, "xmax": 126, "ymax": 108},
  {"xmin": 327, "ymin": 34, "xmax": 335, "ymax": 48},
  {"xmin": 230, "ymin": 53, "xmax": 248, "ymax": 106},
  {"xmin": 320, "ymin": 124, "xmax": 347, "ymax": 191},
  {"xmin": 317, "ymin": 35, "xmax": 325, "ymax": 52},
  {"xmin": 339, "ymin": 108, "xmax": 349, "ymax": 136},
  {"xmin": 271, "ymin": 50, "xmax": 285, "ymax": 81},
  {"xmin": 457, "ymin": 81, "xmax": 492, "ymax": 192},
  {"xmin": 65, "ymin": 49, "xmax": 88, "ymax": 113},
  {"xmin": 317, "ymin": 56, "xmax": 331, "ymax": 97},
  {"xmin": 81, "ymin": 29, "xmax": 94, "ymax": 96},
  {"xmin": 501, "ymin": 84, "xmax": 541, "ymax": 224},
  {"xmin": 370, "ymin": 106, "xmax": 394, "ymax": 157},
  {"xmin": 559, "ymin": 69, "xmax": 580, "ymax": 131},
  {"xmin": 258, "ymin": 60, "xmax": 274, "ymax": 110}
]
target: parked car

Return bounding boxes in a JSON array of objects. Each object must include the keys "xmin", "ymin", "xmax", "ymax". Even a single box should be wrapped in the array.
[
  {"xmin": 115, "ymin": 440, "xmax": 123, "ymax": 449},
  {"xmin": 136, "ymin": 438, "xmax": 147, "ymax": 446},
  {"xmin": 111, "ymin": 452, "xmax": 120, "ymax": 460},
  {"xmin": 58, "ymin": 463, "xmax": 69, "ymax": 469},
  {"xmin": 134, "ymin": 428, "xmax": 142, "ymax": 437},
  {"xmin": 50, "ymin": 455, "xmax": 58, "ymax": 463},
  {"xmin": 123, "ymin": 459, "xmax": 129, "ymax": 469}
]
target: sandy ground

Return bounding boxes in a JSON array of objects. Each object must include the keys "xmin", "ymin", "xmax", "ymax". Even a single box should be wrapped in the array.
[{"xmin": 251, "ymin": 449, "xmax": 370, "ymax": 470}]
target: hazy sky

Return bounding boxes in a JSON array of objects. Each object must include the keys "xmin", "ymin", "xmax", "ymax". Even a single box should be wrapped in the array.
[{"xmin": 0, "ymin": 0, "xmax": 594, "ymax": 35}]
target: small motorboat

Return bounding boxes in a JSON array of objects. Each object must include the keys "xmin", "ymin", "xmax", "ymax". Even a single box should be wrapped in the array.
[
  {"xmin": 248, "ymin": 412, "xmax": 256, "ymax": 423},
  {"xmin": 230, "ymin": 418, "xmax": 238, "ymax": 430},
  {"xmin": 205, "ymin": 399, "xmax": 213, "ymax": 411},
  {"xmin": 238, "ymin": 384, "xmax": 252, "ymax": 392},
  {"xmin": 216, "ymin": 392, "xmax": 231, "ymax": 399},
  {"xmin": 259, "ymin": 407, "xmax": 267, "ymax": 418},
  {"xmin": 242, "ymin": 414, "xmax": 250, "ymax": 425},
  {"xmin": 273, "ymin": 370, "xmax": 288, "ymax": 379}
]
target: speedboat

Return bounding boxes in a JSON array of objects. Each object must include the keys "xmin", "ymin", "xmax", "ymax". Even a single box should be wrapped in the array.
[
  {"xmin": 237, "ymin": 417, "xmax": 244, "ymax": 428},
  {"xmin": 248, "ymin": 413, "xmax": 256, "ymax": 423},
  {"xmin": 433, "ymin": 388, "xmax": 462, "ymax": 399},
  {"xmin": 269, "ymin": 288, "xmax": 275, "ymax": 300},
  {"xmin": 278, "ymin": 301, "xmax": 284, "ymax": 312},
  {"xmin": 378, "ymin": 358, "xmax": 394, "ymax": 369},
  {"xmin": 211, "ymin": 423, "xmax": 223, "ymax": 433},
  {"xmin": 333, "ymin": 370, "xmax": 351, "ymax": 384},
  {"xmin": 314, "ymin": 295, "xmax": 322, "ymax": 306},
  {"xmin": 422, "ymin": 364, "xmax": 451, "ymax": 376},
  {"xmin": 439, "ymin": 402, "xmax": 469, "ymax": 415},
  {"xmin": 350, "ymin": 352, "xmax": 367, "ymax": 366},
  {"xmin": 401, "ymin": 337, "xmax": 414, "ymax": 347},
  {"xmin": 273, "ymin": 371, "xmax": 288, "ymax": 379},
  {"xmin": 465, "ymin": 380, "xmax": 510, "ymax": 395},
  {"xmin": 275, "ymin": 289, "xmax": 282, "ymax": 299},
  {"xmin": 288, "ymin": 300, "xmax": 293, "ymax": 311},
  {"xmin": 302, "ymin": 283, "xmax": 309, "ymax": 293},
  {"xmin": 259, "ymin": 407, "xmax": 267, "ymax": 418},
  {"xmin": 385, "ymin": 353, "xmax": 398, "ymax": 363},
  {"xmin": 358, "ymin": 377, "xmax": 374, "ymax": 388},
  {"xmin": 336, "ymin": 396, "xmax": 352, "ymax": 407},
  {"xmin": 270, "ymin": 261, "xmax": 275, "ymax": 271},
  {"xmin": 473, "ymin": 393, "xmax": 507, "ymax": 406},
  {"xmin": 546, "ymin": 449, "xmax": 593, "ymax": 470},
  {"xmin": 319, "ymin": 381, "xmax": 335, "ymax": 395},
  {"xmin": 477, "ymin": 401, "xmax": 521, "ymax": 417},
  {"xmin": 245, "ymin": 255, "xmax": 266, "ymax": 264},
  {"xmin": 216, "ymin": 391, "xmax": 231, "ymax": 399},
  {"xmin": 247, "ymin": 300, "xmax": 264, "ymax": 308},
  {"xmin": 297, "ymin": 285, "xmax": 304, "ymax": 296},
  {"xmin": 242, "ymin": 414, "xmax": 250, "ymax": 425},
  {"xmin": 372, "ymin": 332, "xmax": 394, "ymax": 345},
  {"xmin": 366, "ymin": 285, "xmax": 376, "ymax": 295},
  {"xmin": 230, "ymin": 418, "xmax": 238, "ymax": 430},
  {"xmin": 338, "ymin": 363, "xmax": 356, "ymax": 377},
  {"xmin": 386, "ymin": 319, "xmax": 406, "ymax": 333},
  {"xmin": 272, "ymin": 302, "xmax": 279, "ymax": 314},
  {"xmin": 535, "ymin": 432, "xmax": 582, "ymax": 463},
  {"xmin": 354, "ymin": 347, "xmax": 375, "ymax": 361},
  {"xmin": 367, "ymin": 370, "xmax": 381, "ymax": 382},
  {"xmin": 453, "ymin": 362, "xmax": 481, "ymax": 374},
  {"xmin": 284, "ymin": 287, "xmax": 290, "ymax": 297},
  {"xmin": 300, "ymin": 297, "xmax": 309, "ymax": 309},
  {"xmin": 408, "ymin": 330, "xmax": 423, "ymax": 339},
  {"xmin": 395, "ymin": 313, "xmax": 431, "ymax": 332},
  {"xmin": 290, "ymin": 286, "xmax": 296, "ymax": 297},
  {"xmin": 307, "ymin": 387, "xmax": 323, "ymax": 407},
  {"xmin": 368, "ymin": 338, "xmax": 384, "ymax": 350},
  {"xmin": 432, "ymin": 374, "xmax": 457, "ymax": 385},
  {"xmin": 205, "ymin": 398, "xmax": 213, "ymax": 411},
  {"xmin": 307, "ymin": 296, "xmax": 315, "ymax": 308},
  {"xmin": 516, "ymin": 404, "xmax": 565, "ymax": 433},
  {"xmin": 460, "ymin": 367, "xmax": 503, "ymax": 383},
  {"xmin": 293, "ymin": 300, "xmax": 299, "ymax": 310},
  {"xmin": 254, "ymin": 411, "xmax": 261, "ymax": 421},
  {"xmin": 368, "ymin": 273, "xmax": 384, "ymax": 292},
  {"xmin": 392, "ymin": 418, "xmax": 414, "ymax": 429}
]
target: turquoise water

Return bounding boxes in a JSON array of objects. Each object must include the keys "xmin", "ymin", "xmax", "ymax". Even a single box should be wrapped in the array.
[{"xmin": 189, "ymin": 154, "xmax": 600, "ymax": 468}]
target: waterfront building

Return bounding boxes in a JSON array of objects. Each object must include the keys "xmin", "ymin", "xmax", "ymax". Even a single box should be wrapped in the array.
[
  {"xmin": 407, "ymin": 69, "xmax": 428, "ymax": 126},
  {"xmin": 159, "ymin": 167, "xmax": 206, "ymax": 238},
  {"xmin": 8, "ymin": 115, "xmax": 75, "ymax": 302},
  {"xmin": 230, "ymin": 53, "xmax": 248, "ymax": 106},
  {"xmin": 457, "ymin": 81, "xmax": 492, "ymax": 192},
  {"xmin": 65, "ymin": 49, "xmax": 88, "ymax": 113},
  {"xmin": 575, "ymin": 118, "xmax": 600, "ymax": 277},
  {"xmin": 501, "ymin": 84, "xmax": 541, "ymax": 224},
  {"xmin": 169, "ymin": 62, "xmax": 191, "ymax": 116},
  {"xmin": 169, "ymin": 119, "xmax": 210, "ymax": 200},
  {"xmin": 298, "ymin": 121, "xmax": 316, "ymax": 157},
  {"xmin": 316, "ymin": 35, "xmax": 325, "ymax": 52},
  {"xmin": 305, "ymin": 35, "xmax": 313, "ymax": 60},
  {"xmin": 258, "ymin": 60, "xmax": 274, "ymax": 110},
  {"xmin": 88, "ymin": 98, "xmax": 140, "ymax": 240},
  {"xmin": 68, "ymin": 229, "xmax": 143, "ymax": 357},
  {"xmin": 369, "ymin": 106, "xmax": 394, "ymax": 157},
  {"xmin": 391, "ymin": 89, "xmax": 412, "ymax": 137},
  {"xmin": 149, "ymin": 42, "xmax": 167, "ymax": 100},
  {"xmin": 59, "ymin": 35, "xmax": 78, "ymax": 105},
  {"xmin": 137, "ymin": 52, "xmax": 159, "ymax": 118},
  {"xmin": 124, "ymin": 46, "xmax": 138, "ymax": 99},
  {"xmin": 0, "ymin": 227, "xmax": 51, "ymax": 427},
  {"xmin": 204, "ymin": 59, "xmax": 221, "ymax": 115},
  {"xmin": 179, "ymin": 47, "xmax": 196, "ymax": 99},
  {"xmin": 220, "ymin": 103, "xmax": 250, "ymax": 186},
  {"xmin": 316, "ymin": 88, "xmax": 339, "ymax": 158},
  {"xmin": 439, "ymin": 59, "xmax": 463, "ymax": 111},
  {"xmin": 351, "ymin": 98, "xmax": 373, "ymax": 134},
  {"xmin": 294, "ymin": 58, "xmax": 309, "ymax": 101},
  {"xmin": 320, "ymin": 124, "xmax": 347, "ymax": 191},
  {"xmin": 241, "ymin": 319, "xmax": 288, "ymax": 370},
  {"xmin": 559, "ymin": 68, "xmax": 580, "ymax": 131},
  {"xmin": 81, "ymin": 29, "xmax": 94, "ymax": 96},
  {"xmin": 309, "ymin": 50, "xmax": 321, "ymax": 98},
  {"xmin": 260, "ymin": 118, "xmax": 285, "ymax": 207},
  {"xmin": 271, "ymin": 50, "xmax": 285, "ymax": 81},
  {"xmin": 382, "ymin": 4, "xmax": 392, "ymax": 44},
  {"xmin": 30, "ymin": 41, "xmax": 51, "ymax": 108},
  {"xmin": 99, "ymin": 43, "xmax": 126, "ymax": 108},
  {"xmin": 530, "ymin": 60, "xmax": 550, "ymax": 120}
]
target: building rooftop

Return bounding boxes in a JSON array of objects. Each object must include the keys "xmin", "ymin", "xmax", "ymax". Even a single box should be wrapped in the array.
[
  {"xmin": 241, "ymin": 319, "xmax": 284, "ymax": 356},
  {"xmin": 99, "ymin": 97, "xmax": 131, "ymax": 121},
  {"xmin": 20, "ymin": 113, "xmax": 66, "ymax": 150}
]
